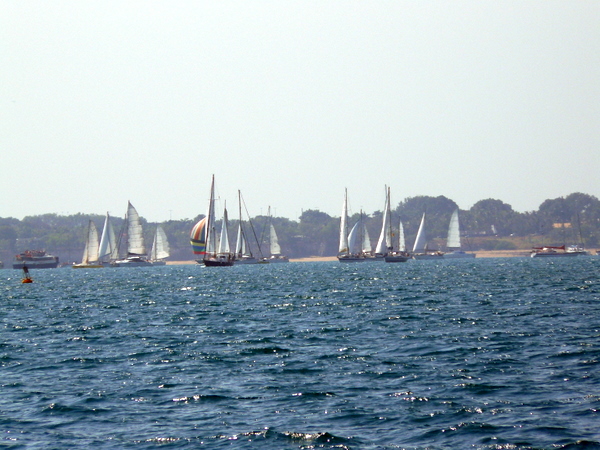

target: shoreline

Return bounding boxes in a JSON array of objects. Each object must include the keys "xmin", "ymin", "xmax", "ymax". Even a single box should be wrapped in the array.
[{"xmin": 166, "ymin": 250, "xmax": 535, "ymax": 265}]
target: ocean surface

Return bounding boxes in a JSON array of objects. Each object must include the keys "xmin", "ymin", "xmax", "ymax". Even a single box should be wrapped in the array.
[{"xmin": 1, "ymin": 257, "xmax": 600, "ymax": 449}]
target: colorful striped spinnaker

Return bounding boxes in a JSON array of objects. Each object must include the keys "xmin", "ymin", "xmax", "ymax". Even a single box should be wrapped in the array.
[{"xmin": 190, "ymin": 217, "xmax": 207, "ymax": 255}]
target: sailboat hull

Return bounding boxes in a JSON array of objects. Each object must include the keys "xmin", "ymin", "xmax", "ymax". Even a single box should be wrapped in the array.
[
  {"xmin": 384, "ymin": 253, "xmax": 410, "ymax": 263},
  {"xmin": 203, "ymin": 259, "xmax": 234, "ymax": 267}
]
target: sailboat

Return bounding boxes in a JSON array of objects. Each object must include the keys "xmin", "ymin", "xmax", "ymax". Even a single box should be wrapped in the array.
[
  {"xmin": 374, "ymin": 186, "xmax": 393, "ymax": 261},
  {"xmin": 98, "ymin": 212, "xmax": 118, "ymax": 265},
  {"xmin": 412, "ymin": 213, "xmax": 444, "ymax": 260},
  {"xmin": 346, "ymin": 213, "xmax": 371, "ymax": 262},
  {"xmin": 234, "ymin": 191, "xmax": 260, "ymax": 264},
  {"xmin": 444, "ymin": 209, "xmax": 476, "ymax": 258},
  {"xmin": 73, "ymin": 220, "xmax": 103, "ymax": 268},
  {"xmin": 197, "ymin": 175, "xmax": 234, "ymax": 267},
  {"xmin": 148, "ymin": 225, "xmax": 170, "ymax": 265},
  {"xmin": 385, "ymin": 220, "xmax": 410, "ymax": 263},
  {"xmin": 264, "ymin": 207, "xmax": 289, "ymax": 263},
  {"xmin": 113, "ymin": 201, "xmax": 152, "ymax": 266},
  {"xmin": 337, "ymin": 189, "xmax": 365, "ymax": 262}
]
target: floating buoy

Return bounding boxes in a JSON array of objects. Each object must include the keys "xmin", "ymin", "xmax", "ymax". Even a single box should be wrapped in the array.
[{"xmin": 21, "ymin": 265, "xmax": 33, "ymax": 283}]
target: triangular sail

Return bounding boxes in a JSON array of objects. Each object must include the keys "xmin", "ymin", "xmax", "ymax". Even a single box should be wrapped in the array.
[
  {"xmin": 269, "ymin": 223, "xmax": 281, "ymax": 255},
  {"xmin": 126, "ymin": 201, "xmax": 146, "ymax": 256},
  {"xmin": 413, "ymin": 213, "xmax": 427, "ymax": 253},
  {"xmin": 362, "ymin": 224, "xmax": 371, "ymax": 253},
  {"xmin": 398, "ymin": 221, "xmax": 406, "ymax": 252},
  {"xmin": 338, "ymin": 189, "xmax": 349, "ymax": 254},
  {"xmin": 447, "ymin": 209, "xmax": 461, "ymax": 249},
  {"xmin": 98, "ymin": 213, "xmax": 118, "ymax": 262},
  {"xmin": 348, "ymin": 221, "xmax": 362, "ymax": 254},
  {"xmin": 205, "ymin": 176, "xmax": 217, "ymax": 258},
  {"xmin": 82, "ymin": 220, "xmax": 99, "ymax": 264},
  {"xmin": 150, "ymin": 225, "xmax": 170, "ymax": 260},
  {"xmin": 375, "ymin": 186, "xmax": 392, "ymax": 254},
  {"xmin": 219, "ymin": 206, "xmax": 231, "ymax": 254}
]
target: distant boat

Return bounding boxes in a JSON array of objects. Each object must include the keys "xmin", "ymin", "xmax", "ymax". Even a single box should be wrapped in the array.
[
  {"xmin": 374, "ymin": 186, "xmax": 393, "ymax": 260},
  {"xmin": 530, "ymin": 245, "xmax": 579, "ymax": 258},
  {"xmin": 444, "ymin": 209, "xmax": 476, "ymax": 259},
  {"xmin": 113, "ymin": 202, "xmax": 152, "ymax": 267},
  {"xmin": 412, "ymin": 213, "xmax": 444, "ymax": 260},
  {"xmin": 13, "ymin": 250, "xmax": 59, "ymax": 269},
  {"xmin": 148, "ymin": 225, "xmax": 170, "ymax": 265},
  {"xmin": 347, "ymin": 212, "xmax": 371, "ymax": 261},
  {"xmin": 234, "ymin": 190, "xmax": 261, "ymax": 264},
  {"xmin": 264, "ymin": 207, "xmax": 289, "ymax": 263},
  {"xmin": 197, "ymin": 175, "xmax": 234, "ymax": 267},
  {"xmin": 337, "ymin": 189, "xmax": 365, "ymax": 262},
  {"xmin": 73, "ymin": 220, "xmax": 103, "ymax": 268},
  {"xmin": 385, "ymin": 219, "xmax": 410, "ymax": 263}
]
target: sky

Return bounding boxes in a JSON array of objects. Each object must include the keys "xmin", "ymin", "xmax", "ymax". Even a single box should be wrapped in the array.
[{"xmin": 2, "ymin": 1, "xmax": 599, "ymax": 223}]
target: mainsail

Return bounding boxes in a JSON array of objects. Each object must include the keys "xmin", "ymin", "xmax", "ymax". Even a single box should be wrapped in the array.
[
  {"xmin": 338, "ymin": 188, "xmax": 349, "ymax": 254},
  {"xmin": 218, "ymin": 206, "xmax": 231, "ymax": 255},
  {"xmin": 269, "ymin": 223, "xmax": 281, "ymax": 255},
  {"xmin": 375, "ymin": 186, "xmax": 392, "ymax": 255},
  {"xmin": 398, "ymin": 220, "xmax": 406, "ymax": 252},
  {"xmin": 126, "ymin": 201, "xmax": 146, "ymax": 256},
  {"xmin": 446, "ymin": 209, "xmax": 461, "ymax": 249}
]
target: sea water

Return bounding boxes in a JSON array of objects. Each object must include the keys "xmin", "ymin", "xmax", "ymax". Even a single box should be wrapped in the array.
[{"xmin": 1, "ymin": 258, "xmax": 599, "ymax": 449}]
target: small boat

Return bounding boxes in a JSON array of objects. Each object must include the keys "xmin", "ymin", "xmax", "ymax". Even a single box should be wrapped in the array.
[
  {"xmin": 374, "ymin": 186, "xmax": 393, "ymax": 260},
  {"xmin": 13, "ymin": 250, "xmax": 59, "ymax": 269},
  {"xmin": 412, "ymin": 213, "xmax": 444, "ymax": 260},
  {"xmin": 21, "ymin": 264, "xmax": 33, "ymax": 283},
  {"xmin": 385, "ymin": 220, "xmax": 410, "ymax": 263},
  {"xmin": 346, "ymin": 214, "xmax": 371, "ymax": 262},
  {"xmin": 148, "ymin": 225, "xmax": 170, "ymax": 265},
  {"xmin": 262, "ymin": 207, "xmax": 289, "ymax": 263},
  {"xmin": 444, "ymin": 209, "xmax": 476, "ymax": 259},
  {"xmin": 337, "ymin": 189, "xmax": 365, "ymax": 262},
  {"xmin": 73, "ymin": 220, "xmax": 104, "ymax": 268},
  {"xmin": 233, "ymin": 191, "xmax": 261, "ymax": 264},
  {"xmin": 193, "ymin": 175, "xmax": 234, "ymax": 267},
  {"xmin": 530, "ymin": 245, "xmax": 579, "ymax": 258},
  {"xmin": 112, "ymin": 202, "xmax": 152, "ymax": 267}
]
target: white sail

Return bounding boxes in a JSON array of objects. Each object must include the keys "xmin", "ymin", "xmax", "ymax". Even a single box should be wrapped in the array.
[
  {"xmin": 362, "ymin": 224, "xmax": 371, "ymax": 253},
  {"xmin": 98, "ymin": 213, "xmax": 118, "ymax": 262},
  {"xmin": 338, "ymin": 189, "xmax": 349, "ymax": 254},
  {"xmin": 269, "ymin": 223, "xmax": 281, "ymax": 255},
  {"xmin": 398, "ymin": 221, "xmax": 406, "ymax": 252},
  {"xmin": 235, "ymin": 222, "xmax": 247, "ymax": 256},
  {"xmin": 375, "ymin": 186, "xmax": 392, "ymax": 254},
  {"xmin": 81, "ymin": 220, "xmax": 100, "ymax": 264},
  {"xmin": 150, "ymin": 225, "xmax": 170, "ymax": 260},
  {"xmin": 447, "ymin": 209, "xmax": 461, "ymax": 249},
  {"xmin": 413, "ymin": 213, "xmax": 427, "ymax": 253},
  {"xmin": 126, "ymin": 201, "xmax": 146, "ymax": 256},
  {"xmin": 205, "ymin": 176, "xmax": 217, "ymax": 257},
  {"xmin": 348, "ymin": 221, "xmax": 362, "ymax": 254},
  {"xmin": 218, "ymin": 206, "xmax": 231, "ymax": 254}
]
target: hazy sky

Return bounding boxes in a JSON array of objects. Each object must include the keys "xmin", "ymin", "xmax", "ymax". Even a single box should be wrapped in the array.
[{"xmin": 2, "ymin": 1, "xmax": 599, "ymax": 222}]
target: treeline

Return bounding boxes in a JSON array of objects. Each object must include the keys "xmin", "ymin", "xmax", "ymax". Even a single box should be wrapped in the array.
[{"xmin": 1, "ymin": 192, "xmax": 599, "ymax": 263}]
